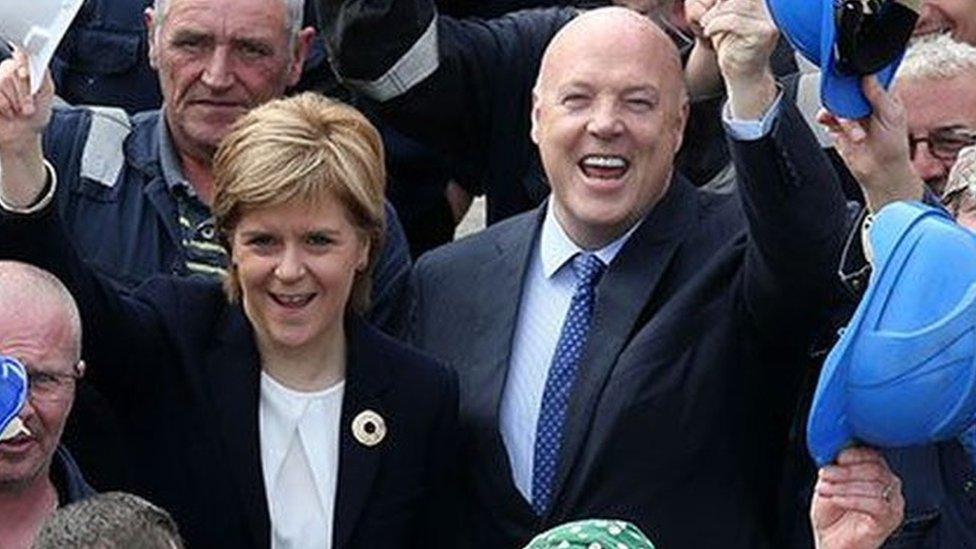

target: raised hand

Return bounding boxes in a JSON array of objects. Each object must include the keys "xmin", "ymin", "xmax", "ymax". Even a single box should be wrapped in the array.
[
  {"xmin": 817, "ymin": 76, "xmax": 925, "ymax": 212},
  {"xmin": 0, "ymin": 49, "xmax": 54, "ymax": 209},
  {"xmin": 0, "ymin": 50, "xmax": 54, "ymax": 152},
  {"xmin": 698, "ymin": 0, "xmax": 779, "ymax": 119},
  {"xmin": 811, "ymin": 447, "xmax": 905, "ymax": 549}
]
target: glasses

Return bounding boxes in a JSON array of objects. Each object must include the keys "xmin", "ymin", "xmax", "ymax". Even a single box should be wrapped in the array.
[
  {"xmin": 909, "ymin": 127, "xmax": 976, "ymax": 163},
  {"xmin": 27, "ymin": 369, "xmax": 79, "ymax": 402}
]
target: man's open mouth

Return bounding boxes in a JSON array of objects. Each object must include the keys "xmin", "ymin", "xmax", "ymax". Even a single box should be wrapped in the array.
[{"xmin": 579, "ymin": 155, "xmax": 630, "ymax": 180}]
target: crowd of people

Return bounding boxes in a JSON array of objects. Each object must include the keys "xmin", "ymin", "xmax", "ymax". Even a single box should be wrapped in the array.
[{"xmin": 0, "ymin": 0, "xmax": 974, "ymax": 547}]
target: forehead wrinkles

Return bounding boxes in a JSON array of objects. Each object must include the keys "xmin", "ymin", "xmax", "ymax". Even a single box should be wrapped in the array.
[
  {"xmin": 162, "ymin": 0, "xmax": 288, "ymax": 44},
  {"xmin": 0, "ymin": 310, "xmax": 75, "ymax": 366}
]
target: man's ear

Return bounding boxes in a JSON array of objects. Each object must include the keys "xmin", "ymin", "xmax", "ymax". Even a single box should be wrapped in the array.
[
  {"xmin": 530, "ymin": 89, "xmax": 542, "ymax": 145},
  {"xmin": 288, "ymin": 27, "xmax": 317, "ymax": 87},
  {"xmin": 145, "ymin": 8, "xmax": 160, "ymax": 70},
  {"xmin": 672, "ymin": 94, "xmax": 690, "ymax": 152},
  {"xmin": 74, "ymin": 360, "xmax": 86, "ymax": 378}
]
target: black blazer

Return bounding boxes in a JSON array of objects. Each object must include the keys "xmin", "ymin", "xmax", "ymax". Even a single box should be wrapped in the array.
[
  {"xmin": 0, "ymin": 209, "xmax": 459, "ymax": 549},
  {"xmin": 410, "ymin": 101, "xmax": 852, "ymax": 548}
]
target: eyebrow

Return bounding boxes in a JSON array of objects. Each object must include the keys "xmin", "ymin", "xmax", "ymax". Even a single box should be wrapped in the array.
[{"xmin": 230, "ymin": 37, "xmax": 275, "ymax": 53}]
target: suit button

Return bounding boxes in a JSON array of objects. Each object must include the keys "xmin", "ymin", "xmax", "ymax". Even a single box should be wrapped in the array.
[{"xmin": 964, "ymin": 480, "xmax": 975, "ymax": 493}]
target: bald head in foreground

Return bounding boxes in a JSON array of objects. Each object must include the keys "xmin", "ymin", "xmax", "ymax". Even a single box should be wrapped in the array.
[
  {"xmin": 0, "ymin": 262, "xmax": 92, "ymax": 549},
  {"xmin": 531, "ymin": 8, "xmax": 689, "ymax": 249}
]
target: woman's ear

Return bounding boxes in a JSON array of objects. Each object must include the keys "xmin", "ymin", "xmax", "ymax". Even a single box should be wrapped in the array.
[{"xmin": 357, "ymin": 235, "xmax": 371, "ymax": 272}]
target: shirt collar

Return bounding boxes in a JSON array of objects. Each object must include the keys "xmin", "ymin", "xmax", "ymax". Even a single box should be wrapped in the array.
[
  {"xmin": 538, "ymin": 201, "xmax": 642, "ymax": 279},
  {"xmin": 157, "ymin": 109, "xmax": 194, "ymax": 195}
]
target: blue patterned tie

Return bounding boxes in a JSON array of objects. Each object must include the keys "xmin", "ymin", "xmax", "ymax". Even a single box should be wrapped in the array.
[{"xmin": 531, "ymin": 253, "xmax": 605, "ymax": 516}]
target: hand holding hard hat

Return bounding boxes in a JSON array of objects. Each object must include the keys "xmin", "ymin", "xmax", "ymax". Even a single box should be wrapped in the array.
[
  {"xmin": 766, "ymin": 0, "xmax": 922, "ymax": 119},
  {"xmin": 807, "ymin": 201, "xmax": 976, "ymax": 466}
]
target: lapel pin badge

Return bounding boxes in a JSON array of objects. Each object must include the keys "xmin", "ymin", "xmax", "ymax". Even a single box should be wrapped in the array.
[{"xmin": 352, "ymin": 409, "xmax": 386, "ymax": 447}]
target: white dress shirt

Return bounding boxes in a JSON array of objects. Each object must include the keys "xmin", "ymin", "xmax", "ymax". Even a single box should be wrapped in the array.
[
  {"xmin": 260, "ymin": 372, "xmax": 345, "ymax": 549},
  {"xmin": 500, "ymin": 203, "xmax": 638, "ymax": 503}
]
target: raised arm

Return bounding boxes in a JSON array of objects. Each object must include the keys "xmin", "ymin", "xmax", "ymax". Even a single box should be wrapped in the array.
[
  {"xmin": 703, "ymin": 0, "xmax": 850, "ymax": 336},
  {"xmin": 0, "ymin": 56, "xmax": 169, "ymax": 402}
]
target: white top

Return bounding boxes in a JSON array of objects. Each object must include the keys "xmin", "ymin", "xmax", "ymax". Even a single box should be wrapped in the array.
[
  {"xmin": 260, "ymin": 372, "xmax": 345, "ymax": 549},
  {"xmin": 500, "ymin": 202, "xmax": 637, "ymax": 503}
]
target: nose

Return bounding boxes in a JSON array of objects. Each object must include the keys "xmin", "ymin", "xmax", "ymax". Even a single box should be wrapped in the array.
[
  {"xmin": 586, "ymin": 100, "xmax": 624, "ymax": 140},
  {"xmin": 911, "ymin": 142, "xmax": 950, "ymax": 191},
  {"xmin": 201, "ymin": 46, "xmax": 235, "ymax": 90},
  {"xmin": 273, "ymin": 245, "xmax": 307, "ymax": 282},
  {"xmin": 18, "ymin": 397, "xmax": 37, "ymax": 422}
]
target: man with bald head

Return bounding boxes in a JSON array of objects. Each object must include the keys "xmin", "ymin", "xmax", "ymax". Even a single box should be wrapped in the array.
[
  {"xmin": 409, "ymin": 2, "xmax": 849, "ymax": 547},
  {"xmin": 0, "ymin": 261, "xmax": 93, "ymax": 549}
]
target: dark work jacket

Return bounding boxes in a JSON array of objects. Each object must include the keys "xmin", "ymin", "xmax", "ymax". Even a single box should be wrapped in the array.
[
  {"xmin": 880, "ymin": 442, "xmax": 976, "ymax": 548},
  {"xmin": 52, "ymin": 445, "xmax": 96, "ymax": 506},
  {"xmin": 0, "ymin": 208, "xmax": 460, "ymax": 549}
]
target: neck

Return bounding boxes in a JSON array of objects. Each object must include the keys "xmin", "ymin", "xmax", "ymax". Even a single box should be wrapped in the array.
[
  {"xmin": 0, "ymin": 473, "xmax": 58, "ymax": 549},
  {"xmin": 178, "ymin": 151, "xmax": 216, "ymax": 207},
  {"xmin": 259, "ymin": 323, "xmax": 347, "ymax": 392}
]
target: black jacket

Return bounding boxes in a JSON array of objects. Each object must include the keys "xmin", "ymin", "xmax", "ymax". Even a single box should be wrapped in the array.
[{"xmin": 0, "ymin": 207, "xmax": 459, "ymax": 549}]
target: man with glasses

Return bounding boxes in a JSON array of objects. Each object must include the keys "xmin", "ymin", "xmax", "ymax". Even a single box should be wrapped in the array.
[
  {"xmin": 893, "ymin": 32, "xmax": 976, "ymax": 196},
  {"xmin": 0, "ymin": 261, "xmax": 94, "ymax": 549}
]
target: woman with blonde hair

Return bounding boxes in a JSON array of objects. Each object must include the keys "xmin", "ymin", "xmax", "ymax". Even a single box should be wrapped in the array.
[{"xmin": 0, "ymin": 93, "xmax": 459, "ymax": 548}]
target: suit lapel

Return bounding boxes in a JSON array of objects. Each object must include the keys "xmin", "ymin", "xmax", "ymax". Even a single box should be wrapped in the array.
[
  {"xmin": 205, "ymin": 306, "xmax": 270, "ymax": 548},
  {"xmin": 466, "ymin": 208, "xmax": 543, "ymax": 516},
  {"xmin": 549, "ymin": 177, "xmax": 700, "ymax": 514},
  {"xmin": 333, "ymin": 317, "xmax": 392, "ymax": 549}
]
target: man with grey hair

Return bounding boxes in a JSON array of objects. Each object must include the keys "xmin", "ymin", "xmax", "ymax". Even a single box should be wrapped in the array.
[
  {"xmin": 893, "ymin": 32, "xmax": 976, "ymax": 196},
  {"xmin": 34, "ymin": 491, "xmax": 184, "ymax": 549},
  {"xmin": 0, "ymin": 261, "xmax": 94, "ymax": 549}
]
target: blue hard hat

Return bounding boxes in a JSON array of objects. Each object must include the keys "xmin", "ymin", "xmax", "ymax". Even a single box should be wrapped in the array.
[
  {"xmin": 0, "ymin": 356, "xmax": 28, "ymax": 436},
  {"xmin": 765, "ymin": 0, "xmax": 918, "ymax": 119},
  {"xmin": 808, "ymin": 202, "xmax": 976, "ymax": 466}
]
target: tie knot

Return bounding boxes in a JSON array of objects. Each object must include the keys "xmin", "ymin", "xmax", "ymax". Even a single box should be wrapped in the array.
[{"xmin": 571, "ymin": 253, "xmax": 605, "ymax": 288}]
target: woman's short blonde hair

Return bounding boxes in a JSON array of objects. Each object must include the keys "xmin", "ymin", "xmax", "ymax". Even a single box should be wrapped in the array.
[{"xmin": 212, "ymin": 92, "xmax": 386, "ymax": 314}]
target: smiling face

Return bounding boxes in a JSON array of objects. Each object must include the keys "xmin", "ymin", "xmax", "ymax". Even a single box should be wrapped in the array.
[
  {"xmin": 0, "ymin": 305, "xmax": 79, "ymax": 490},
  {"xmin": 531, "ymin": 8, "xmax": 688, "ymax": 249},
  {"xmin": 146, "ymin": 0, "xmax": 311, "ymax": 160},
  {"xmin": 895, "ymin": 72, "xmax": 976, "ymax": 194},
  {"xmin": 231, "ymin": 199, "xmax": 370, "ymax": 357}
]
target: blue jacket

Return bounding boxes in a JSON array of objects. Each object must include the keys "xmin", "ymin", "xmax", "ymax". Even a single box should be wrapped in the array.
[{"xmin": 41, "ymin": 106, "xmax": 412, "ymax": 336}]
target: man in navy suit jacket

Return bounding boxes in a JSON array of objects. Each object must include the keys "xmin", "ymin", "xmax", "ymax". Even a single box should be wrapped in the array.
[{"xmin": 409, "ymin": 2, "xmax": 851, "ymax": 547}]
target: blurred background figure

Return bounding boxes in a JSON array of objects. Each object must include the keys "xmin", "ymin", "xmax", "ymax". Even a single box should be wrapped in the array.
[
  {"xmin": 942, "ymin": 145, "xmax": 976, "ymax": 228},
  {"xmin": 33, "ymin": 491, "xmax": 184, "ymax": 549}
]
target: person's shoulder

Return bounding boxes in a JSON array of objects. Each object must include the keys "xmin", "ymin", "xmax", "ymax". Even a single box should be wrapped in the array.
[
  {"xmin": 354, "ymin": 317, "xmax": 447, "ymax": 375},
  {"xmin": 135, "ymin": 276, "xmax": 229, "ymax": 326},
  {"xmin": 351, "ymin": 317, "xmax": 457, "ymax": 399},
  {"xmin": 416, "ymin": 209, "xmax": 537, "ymax": 275}
]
